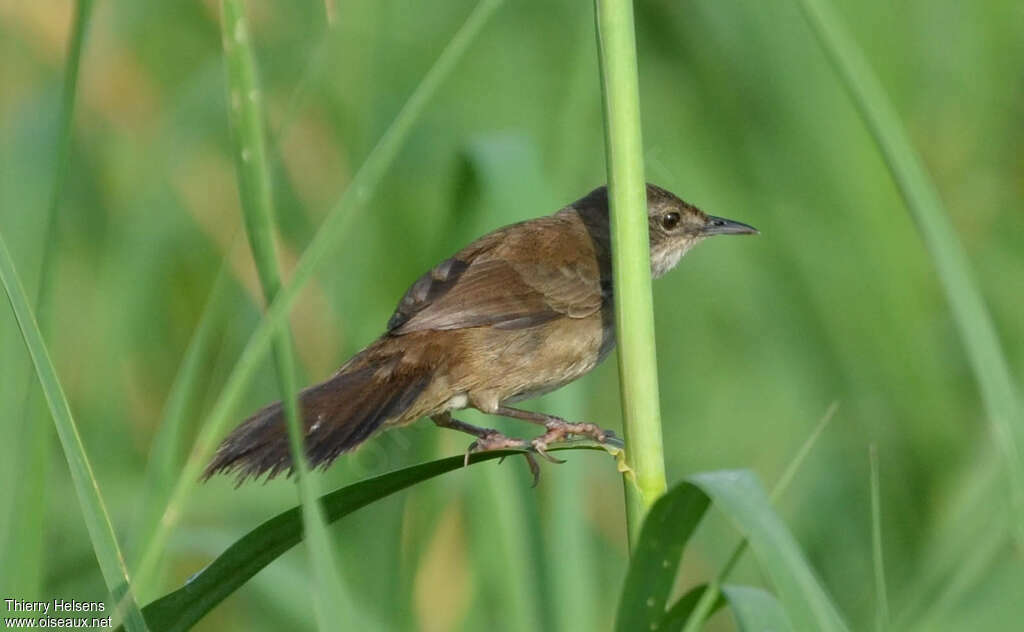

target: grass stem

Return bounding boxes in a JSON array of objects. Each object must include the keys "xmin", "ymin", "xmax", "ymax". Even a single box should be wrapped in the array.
[
  {"xmin": 0, "ymin": 234, "xmax": 148, "ymax": 631},
  {"xmin": 130, "ymin": 0, "xmax": 506, "ymax": 600},
  {"xmin": 218, "ymin": 1, "xmax": 350, "ymax": 627}
]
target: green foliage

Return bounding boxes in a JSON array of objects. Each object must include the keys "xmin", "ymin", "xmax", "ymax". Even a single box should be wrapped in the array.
[
  {"xmin": 689, "ymin": 471, "xmax": 850, "ymax": 631},
  {"xmin": 615, "ymin": 472, "xmax": 847, "ymax": 632},
  {"xmin": 0, "ymin": 0, "xmax": 93, "ymax": 602},
  {"xmin": 131, "ymin": 263, "xmax": 237, "ymax": 568},
  {"xmin": 722, "ymin": 585, "xmax": 794, "ymax": 632},
  {"xmin": 0, "ymin": 235, "xmax": 147, "ymax": 631},
  {"xmin": 129, "ymin": 0, "xmax": 507, "ymax": 601},
  {"xmin": 659, "ymin": 585, "xmax": 723, "ymax": 632},
  {"xmin": 794, "ymin": 0, "xmax": 1024, "ymax": 549},
  {"xmin": 1, "ymin": 1, "xmax": 1021, "ymax": 631},
  {"xmin": 615, "ymin": 483, "xmax": 708, "ymax": 631},
  {"xmin": 869, "ymin": 445, "xmax": 890, "ymax": 631},
  {"xmin": 127, "ymin": 447, "xmax": 606, "ymax": 631}
]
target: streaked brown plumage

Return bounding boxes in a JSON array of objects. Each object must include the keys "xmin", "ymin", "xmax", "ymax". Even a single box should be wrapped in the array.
[{"xmin": 204, "ymin": 184, "xmax": 757, "ymax": 483}]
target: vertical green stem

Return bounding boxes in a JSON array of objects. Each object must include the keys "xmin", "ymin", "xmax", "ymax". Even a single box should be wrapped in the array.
[
  {"xmin": 131, "ymin": 0, "xmax": 505, "ymax": 595},
  {"xmin": 39, "ymin": 0, "xmax": 92, "ymax": 299},
  {"xmin": 593, "ymin": 0, "xmax": 667, "ymax": 546},
  {"xmin": 218, "ymin": 2, "xmax": 350, "ymax": 628}
]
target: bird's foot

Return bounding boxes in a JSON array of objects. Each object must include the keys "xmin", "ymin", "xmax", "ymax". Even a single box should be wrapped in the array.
[
  {"xmin": 466, "ymin": 431, "xmax": 527, "ymax": 458},
  {"xmin": 528, "ymin": 418, "xmax": 621, "ymax": 461},
  {"xmin": 465, "ymin": 431, "xmax": 541, "ymax": 486}
]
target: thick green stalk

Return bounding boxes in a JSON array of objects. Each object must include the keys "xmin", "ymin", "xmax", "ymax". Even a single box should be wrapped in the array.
[
  {"xmin": 218, "ymin": 2, "xmax": 349, "ymax": 628},
  {"xmin": 131, "ymin": 0, "xmax": 505, "ymax": 599},
  {"xmin": 793, "ymin": 0, "xmax": 1024, "ymax": 545},
  {"xmin": 593, "ymin": 0, "xmax": 667, "ymax": 545}
]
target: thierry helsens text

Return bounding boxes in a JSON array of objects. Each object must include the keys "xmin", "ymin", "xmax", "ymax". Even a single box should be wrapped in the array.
[{"xmin": 5, "ymin": 599, "xmax": 105, "ymax": 614}]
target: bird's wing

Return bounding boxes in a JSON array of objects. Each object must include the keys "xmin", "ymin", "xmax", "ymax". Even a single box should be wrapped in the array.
[{"xmin": 386, "ymin": 254, "xmax": 606, "ymax": 335}]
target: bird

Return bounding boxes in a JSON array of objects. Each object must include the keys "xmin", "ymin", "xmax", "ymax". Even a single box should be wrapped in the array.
[{"xmin": 203, "ymin": 183, "xmax": 757, "ymax": 484}]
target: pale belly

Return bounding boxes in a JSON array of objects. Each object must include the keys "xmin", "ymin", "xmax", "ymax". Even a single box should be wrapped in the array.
[{"xmin": 442, "ymin": 313, "xmax": 616, "ymax": 413}]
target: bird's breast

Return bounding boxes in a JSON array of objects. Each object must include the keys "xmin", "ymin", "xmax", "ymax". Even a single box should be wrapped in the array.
[{"xmin": 445, "ymin": 311, "xmax": 614, "ymax": 407}]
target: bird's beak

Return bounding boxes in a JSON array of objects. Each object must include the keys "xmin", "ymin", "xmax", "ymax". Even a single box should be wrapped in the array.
[{"xmin": 702, "ymin": 215, "xmax": 759, "ymax": 236}]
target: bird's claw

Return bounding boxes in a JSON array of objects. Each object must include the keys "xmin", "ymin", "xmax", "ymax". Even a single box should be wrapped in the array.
[
  {"xmin": 464, "ymin": 431, "xmax": 532, "ymax": 472},
  {"xmin": 463, "ymin": 432, "xmax": 547, "ymax": 486},
  {"xmin": 600, "ymin": 429, "xmax": 625, "ymax": 449},
  {"xmin": 523, "ymin": 452, "xmax": 541, "ymax": 487},
  {"xmin": 530, "ymin": 436, "xmax": 567, "ymax": 464}
]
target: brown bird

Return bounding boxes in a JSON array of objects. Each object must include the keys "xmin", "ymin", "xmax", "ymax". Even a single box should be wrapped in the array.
[{"xmin": 204, "ymin": 184, "xmax": 757, "ymax": 484}]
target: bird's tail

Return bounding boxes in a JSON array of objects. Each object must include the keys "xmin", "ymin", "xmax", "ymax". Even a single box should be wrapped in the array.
[{"xmin": 203, "ymin": 339, "xmax": 431, "ymax": 484}]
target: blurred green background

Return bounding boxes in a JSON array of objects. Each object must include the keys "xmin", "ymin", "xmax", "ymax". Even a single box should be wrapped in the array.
[{"xmin": 1, "ymin": 0, "xmax": 1022, "ymax": 630}]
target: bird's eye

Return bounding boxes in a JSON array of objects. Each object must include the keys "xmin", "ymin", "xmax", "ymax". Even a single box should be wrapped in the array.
[{"xmin": 661, "ymin": 212, "xmax": 681, "ymax": 230}]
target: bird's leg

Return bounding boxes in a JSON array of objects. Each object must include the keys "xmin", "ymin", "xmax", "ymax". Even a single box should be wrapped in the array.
[
  {"xmin": 492, "ymin": 406, "xmax": 620, "ymax": 462},
  {"xmin": 431, "ymin": 413, "xmax": 540, "ymax": 485}
]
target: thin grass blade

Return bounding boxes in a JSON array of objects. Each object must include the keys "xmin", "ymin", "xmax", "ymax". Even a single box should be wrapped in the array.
[
  {"xmin": 0, "ymin": 233, "xmax": 148, "ymax": 631},
  {"xmin": 131, "ymin": 259, "xmax": 234, "ymax": 568},
  {"xmin": 624, "ymin": 403, "xmax": 837, "ymax": 632},
  {"xmin": 1, "ymin": 0, "xmax": 94, "ymax": 599},
  {"xmin": 130, "ymin": 0, "xmax": 507, "ymax": 596},
  {"xmin": 869, "ymin": 445, "xmax": 890, "ymax": 631},
  {"xmin": 678, "ymin": 403, "xmax": 839, "ymax": 632},
  {"xmin": 457, "ymin": 137, "xmax": 554, "ymax": 631},
  {"xmin": 689, "ymin": 470, "xmax": 849, "ymax": 632},
  {"xmin": 545, "ymin": 391, "xmax": 603, "ymax": 632},
  {"xmin": 792, "ymin": 0, "xmax": 1024, "ymax": 543},
  {"xmin": 219, "ymin": 1, "xmax": 350, "ymax": 627}
]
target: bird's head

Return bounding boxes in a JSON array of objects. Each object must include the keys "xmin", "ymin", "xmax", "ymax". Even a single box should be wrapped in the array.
[{"xmin": 644, "ymin": 183, "xmax": 758, "ymax": 278}]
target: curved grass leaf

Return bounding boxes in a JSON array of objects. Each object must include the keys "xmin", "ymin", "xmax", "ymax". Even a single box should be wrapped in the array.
[
  {"xmin": 130, "ymin": 445, "xmax": 608, "ymax": 632},
  {"xmin": 793, "ymin": 0, "xmax": 1024, "ymax": 543},
  {"xmin": 614, "ymin": 482, "xmax": 709, "ymax": 632},
  {"xmin": 0, "ymin": 233, "xmax": 147, "ymax": 632},
  {"xmin": 722, "ymin": 585, "xmax": 794, "ymax": 632},
  {"xmin": 689, "ymin": 471, "xmax": 849, "ymax": 632},
  {"xmin": 618, "ymin": 470, "xmax": 843, "ymax": 630},
  {"xmin": 679, "ymin": 403, "xmax": 839, "ymax": 632}
]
